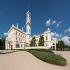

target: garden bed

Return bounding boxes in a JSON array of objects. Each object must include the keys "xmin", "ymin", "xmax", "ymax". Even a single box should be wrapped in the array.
[{"xmin": 27, "ymin": 49, "xmax": 67, "ymax": 66}]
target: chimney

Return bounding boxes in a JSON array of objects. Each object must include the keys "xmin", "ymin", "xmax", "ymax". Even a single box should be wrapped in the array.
[
  {"xmin": 12, "ymin": 24, "xmax": 14, "ymax": 27},
  {"xmin": 17, "ymin": 24, "xmax": 18, "ymax": 28},
  {"xmin": 22, "ymin": 27, "xmax": 23, "ymax": 32}
]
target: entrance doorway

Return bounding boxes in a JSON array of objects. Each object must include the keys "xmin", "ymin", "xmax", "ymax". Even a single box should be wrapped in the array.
[{"xmin": 11, "ymin": 45, "xmax": 13, "ymax": 50}]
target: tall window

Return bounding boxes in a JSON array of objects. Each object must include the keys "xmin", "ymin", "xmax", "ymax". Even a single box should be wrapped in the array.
[
  {"xmin": 21, "ymin": 34, "xmax": 22, "ymax": 37},
  {"xmin": 19, "ymin": 38, "xmax": 20, "ymax": 41},
  {"xmin": 46, "ymin": 36, "xmax": 47, "ymax": 40},
  {"xmin": 19, "ymin": 33, "xmax": 20, "ymax": 36},
  {"xmin": 16, "ymin": 38, "xmax": 17, "ymax": 40},
  {"xmin": 16, "ymin": 31, "xmax": 17, "ymax": 35},
  {"xmin": 21, "ymin": 44, "xmax": 23, "ymax": 47}
]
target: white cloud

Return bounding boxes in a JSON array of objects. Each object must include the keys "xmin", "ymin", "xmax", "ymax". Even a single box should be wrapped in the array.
[
  {"xmin": 64, "ymin": 28, "xmax": 70, "ymax": 33},
  {"xmin": 46, "ymin": 18, "xmax": 61, "ymax": 27},
  {"xmin": 4, "ymin": 33, "xmax": 8, "ymax": 36},
  {"xmin": 64, "ymin": 30, "xmax": 67, "ymax": 33},
  {"xmin": 56, "ymin": 21, "xmax": 61, "ymax": 27},
  {"xmin": 57, "ymin": 24, "xmax": 60, "ymax": 27},
  {"xmin": 52, "ymin": 37, "xmax": 58, "ymax": 43},
  {"xmin": 0, "ymin": 37, "xmax": 2, "ymax": 39},
  {"xmin": 51, "ymin": 32, "xmax": 59, "ymax": 43},
  {"xmin": 51, "ymin": 32, "xmax": 61, "ymax": 38},
  {"xmin": 51, "ymin": 32, "xmax": 55, "ymax": 36},
  {"xmin": 52, "ymin": 20, "xmax": 56, "ymax": 24},
  {"xmin": 46, "ymin": 19, "xmax": 51, "ymax": 26},
  {"xmin": 68, "ymin": 28, "xmax": 70, "ymax": 32},
  {"xmin": 52, "ymin": 20, "xmax": 61, "ymax": 27},
  {"xmin": 54, "ymin": 32, "xmax": 60, "ymax": 37},
  {"xmin": 62, "ymin": 36, "xmax": 70, "ymax": 46},
  {"xmin": 52, "ymin": 34, "xmax": 70, "ymax": 46},
  {"xmin": 51, "ymin": 32, "xmax": 70, "ymax": 46}
]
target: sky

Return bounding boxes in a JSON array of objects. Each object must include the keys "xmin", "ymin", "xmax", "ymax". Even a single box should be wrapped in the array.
[{"xmin": 0, "ymin": 0, "xmax": 70, "ymax": 45}]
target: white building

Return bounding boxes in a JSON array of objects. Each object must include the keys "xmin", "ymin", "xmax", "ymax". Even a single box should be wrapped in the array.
[
  {"xmin": 34, "ymin": 28, "xmax": 56, "ymax": 49},
  {"xmin": 5, "ymin": 10, "xmax": 56, "ymax": 50}
]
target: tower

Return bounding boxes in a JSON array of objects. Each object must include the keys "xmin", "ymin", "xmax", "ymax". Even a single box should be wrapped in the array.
[
  {"xmin": 47, "ymin": 28, "xmax": 51, "ymax": 41},
  {"xmin": 26, "ymin": 10, "xmax": 31, "ymax": 35},
  {"xmin": 26, "ymin": 10, "xmax": 31, "ymax": 46}
]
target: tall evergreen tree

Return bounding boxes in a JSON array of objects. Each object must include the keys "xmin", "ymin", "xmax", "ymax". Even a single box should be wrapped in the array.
[
  {"xmin": 38, "ymin": 35, "xmax": 44, "ymax": 46},
  {"xmin": 56, "ymin": 40, "xmax": 65, "ymax": 50},
  {"xmin": 0, "ymin": 39, "xmax": 3, "ymax": 46},
  {"xmin": 0, "ymin": 38, "xmax": 5, "ymax": 50},
  {"xmin": 30, "ymin": 37, "xmax": 36, "ymax": 46}
]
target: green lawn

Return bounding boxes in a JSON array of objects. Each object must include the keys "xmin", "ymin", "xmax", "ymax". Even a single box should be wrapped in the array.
[{"xmin": 27, "ymin": 49, "xmax": 67, "ymax": 66}]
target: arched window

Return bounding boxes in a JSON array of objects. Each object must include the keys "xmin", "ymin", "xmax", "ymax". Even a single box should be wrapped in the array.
[
  {"xmin": 53, "ymin": 46, "xmax": 55, "ymax": 50},
  {"xmin": 53, "ymin": 43, "xmax": 55, "ymax": 45}
]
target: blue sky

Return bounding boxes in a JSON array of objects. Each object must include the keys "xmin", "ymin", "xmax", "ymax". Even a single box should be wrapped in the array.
[{"xmin": 0, "ymin": 0, "xmax": 70, "ymax": 38}]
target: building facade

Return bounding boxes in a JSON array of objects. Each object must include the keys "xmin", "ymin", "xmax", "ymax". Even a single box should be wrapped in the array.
[
  {"xmin": 34, "ymin": 28, "xmax": 56, "ymax": 49},
  {"xmin": 5, "ymin": 10, "xmax": 56, "ymax": 50}
]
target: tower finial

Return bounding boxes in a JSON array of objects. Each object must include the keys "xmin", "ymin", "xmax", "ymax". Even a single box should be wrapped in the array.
[
  {"xmin": 12, "ymin": 24, "xmax": 14, "ymax": 27},
  {"xmin": 48, "ymin": 28, "xmax": 50, "ymax": 31},
  {"xmin": 17, "ymin": 24, "xmax": 18, "ymax": 28},
  {"xmin": 22, "ymin": 27, "xmax": 23, "ymax": 32}
]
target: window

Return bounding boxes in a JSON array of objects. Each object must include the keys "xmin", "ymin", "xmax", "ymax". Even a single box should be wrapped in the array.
[
  {"xmin": 53, "ymin": 46, "xmax": 55, "ymax": 50},
  {"xmin": 53, "ymin": 43, "xmax": 55, "ymax": 45},
  {"xmin": 16, "ymin": 44, "xmax": 20, "ymax": 48},
  {"xmin": 19, "ymin": 38, "xmax": 20, "ymax": 41},
  {"xmin": 16, "ymin": 31, "xmax": 17, "ymax": 35},
  {"xmin": 21, "ymin": 44, "xmax": 23, "ymax": 47},
  {"xmin": 21, "ymin": 34, "xmax": 22, "ymax": 37},
  {"xmin": 46, "ymin": 36, "xmax": 47, "ymax": 40},
  {"xmin": 16, "ymin": 38, "xmax": 17, "ymax": 40},
  {"xmin": 19, "ymin": 33, "xmax": 20, "ymax": 36}
]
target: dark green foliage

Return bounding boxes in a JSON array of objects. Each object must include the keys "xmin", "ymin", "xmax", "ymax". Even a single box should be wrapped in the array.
[
  {"xmin": 56, "ymin": 40, "xmax": 64, "ymax": 50},
  {"xmin": 0, "ymin": 39, "xmax": 3, "ymax": 46},
  {"xmin": 69, "ymin": 46, "xmax": 70, "ymax": 50},
  {"xmin": 27, "ymin": 49, "xmax": 67, "ymax": 66},
  {"xmin": 0, "ymin": 38, "xmax": 5, "ymax": 50},
  {"xmin": 30, "ymin": 37, "xmax": 36, "ymax": 46},
  {"xmin": 38, "ymin": 35, "xmax": 44, "ymax": 46},
  {"xmin": 56, "ymin": 40, "xmax": 70, "ymax": 51}
]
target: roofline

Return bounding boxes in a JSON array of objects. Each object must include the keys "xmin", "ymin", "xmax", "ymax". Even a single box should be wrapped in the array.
[{"xmin": 8, "ymin": 25, "xmax": 26, "ymax": 34}]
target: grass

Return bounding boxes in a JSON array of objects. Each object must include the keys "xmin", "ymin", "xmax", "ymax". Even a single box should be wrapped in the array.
[{"xmin": 27, "ymin": 49, "xmax": 67, "ymax": 66}]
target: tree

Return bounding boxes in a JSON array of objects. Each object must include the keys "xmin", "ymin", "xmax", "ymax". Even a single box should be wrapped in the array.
[
  {"xmin": 0, "ymin": 39, "xmax": 3, "ymax": 46},
  {"xmin": 38, "ymin": 35, "xmax": 44, "ymax": 46},
  {"xmin": 69, "ymin": 46, "xmax": 70, "ymax": 51},
  {"xmin": 0, "ymin": 38, "xmax": 5, "ymax": 50},
  {"xmin": 56, "ymin": 40, "xmax": 65, "ymax": 50},
  {"xmin": 30, "ymin": 37, "xmax": 36, "ymax": 46}
]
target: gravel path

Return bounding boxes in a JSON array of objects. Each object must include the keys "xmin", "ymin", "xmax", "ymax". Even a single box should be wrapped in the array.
[{"xmin": 0, "ymin": 50, "xmax": 70, "ymax": 70}]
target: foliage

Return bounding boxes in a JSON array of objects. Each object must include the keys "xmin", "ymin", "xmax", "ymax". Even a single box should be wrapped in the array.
[
  {"xmin": 27, "ymin": 49, "xmax": 67, "ymax": 66},
  {"xmin": 0, "ymin": 39, "xmax": 3, "ymax": 46},
  {"xmin": 38, "ymin": 35, "xmax": 44, "ymax": 46},
  {"xmin": 56, "ymin": 40, "xmax": 70, "ymax": 51},
  {"xmin": 0, "ymin": 38, "xmax": 5, "ymax": 50},
  {"xmin": 30, "ymin": 37, "xmax": 36, "ymax": 46}
]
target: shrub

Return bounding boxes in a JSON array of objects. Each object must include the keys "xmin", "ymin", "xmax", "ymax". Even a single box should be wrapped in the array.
[{"xmin": 27, "ymin": 49, "xmax": 67, "ymax": 66}]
